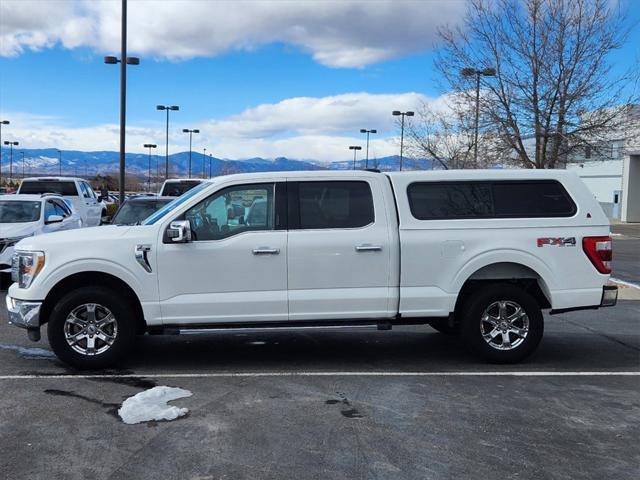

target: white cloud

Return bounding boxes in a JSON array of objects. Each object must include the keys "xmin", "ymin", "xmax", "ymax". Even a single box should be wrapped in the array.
[
  {"xmin": 1, "ymin": 91, "xmax": 446, "ymax": 161},
  {"xmin": 207, "ymin": 92, "xmax": 428, "ymax": 138},
  {"xmin": 0, "ymin": 0, "xmax": 466, "ymax": 67}
]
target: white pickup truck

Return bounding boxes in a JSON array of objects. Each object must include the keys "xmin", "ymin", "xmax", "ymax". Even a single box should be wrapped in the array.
[{"xmin": 6, "ymin": 170, "xmax": 617, "ymax": 368}]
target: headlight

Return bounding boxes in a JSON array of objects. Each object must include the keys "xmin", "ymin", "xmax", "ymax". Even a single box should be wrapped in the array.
[{"xmin": 11, "ymin": 251, "xmax": 45, "ymax": 288}]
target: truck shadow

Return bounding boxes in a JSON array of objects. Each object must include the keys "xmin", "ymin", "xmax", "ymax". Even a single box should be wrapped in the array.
[{"xmin": 119, "ymin": 326, "xmax": 639, "ymax": 372}]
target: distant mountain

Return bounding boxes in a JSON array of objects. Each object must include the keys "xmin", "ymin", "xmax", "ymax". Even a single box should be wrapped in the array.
[
  {"xmin": 0, "ymin": 148, "xmax": 432, "ymax": 179},
  {"xmin": 328, "ymin": 155, "xmax": 433, "ymax": 171}
]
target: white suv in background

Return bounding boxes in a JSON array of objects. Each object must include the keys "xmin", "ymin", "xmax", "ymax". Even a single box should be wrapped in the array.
[
  {"xmin": 17, "ymin": 177, "xmax": 104, "ymax": 226},
  {"xmin": 0, "ymin": 194, "xmax": 82, "ymax": 275}
]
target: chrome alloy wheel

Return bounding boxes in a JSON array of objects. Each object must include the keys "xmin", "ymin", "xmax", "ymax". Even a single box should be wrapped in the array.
[
  {"xmin": 480, "ymin": 300, "xmax": 529, "ymax": 351},
  {"xmin": 63, "ymin": 303, "xmax": 118, "ymax": 356}
]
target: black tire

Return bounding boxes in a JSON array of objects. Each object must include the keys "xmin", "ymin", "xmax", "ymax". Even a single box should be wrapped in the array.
[
  {"xmin": 47, "ymin": 286, "xmax": 136, "ymax": 369},
  {"xmin": 0, "ymin": 272, "xmax": 10, "ymax": 291},
  {"xmin": 460, "ymin": 283, "xmax": 543, "ymax": 363},
  {"xmin": 429, "ymin": 318, "xmax": 460, "ymax": 335}
]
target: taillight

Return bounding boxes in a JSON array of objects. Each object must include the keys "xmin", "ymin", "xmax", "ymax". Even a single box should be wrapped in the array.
[{"xmin": 582, "ymin": 236, "xmax": 612, "ymax": 274}]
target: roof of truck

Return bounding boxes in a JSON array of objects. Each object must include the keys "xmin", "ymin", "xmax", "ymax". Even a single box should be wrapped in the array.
[
  {"xmin": 204, "ymin": 168, "xmax": 580, "ymax": 182},
  {"xmin": 21, "ymin": 177, "xmax": 84, "ymax": 182}
]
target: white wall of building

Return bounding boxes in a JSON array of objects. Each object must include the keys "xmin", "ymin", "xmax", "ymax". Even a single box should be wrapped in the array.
[
  {"xmin": 621, "ymin": 154, "xmax": 640, "ymax": 222},
  {"xmin": 566, "ymin": 159, "xmax": 623, "ymax": 217}
]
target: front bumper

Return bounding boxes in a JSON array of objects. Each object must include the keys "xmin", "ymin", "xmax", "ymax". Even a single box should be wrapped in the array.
[{"xmin": 6, "ymin": 295, "xmax": 42, "ymax": 329}]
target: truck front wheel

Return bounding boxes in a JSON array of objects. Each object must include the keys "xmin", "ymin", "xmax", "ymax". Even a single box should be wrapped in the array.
[
  {"xmin": 460, "ymin": 284, "xmax": 543, "ymax": 364},
  {"xmin": 47, "ymin": 287, "xmax": 136, "ymax": 369}
]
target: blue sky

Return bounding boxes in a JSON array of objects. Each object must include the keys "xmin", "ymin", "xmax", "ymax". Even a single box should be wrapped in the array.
[{"xmin": 0, "ymin": 0, "xmax": 638, "ymax": 162}]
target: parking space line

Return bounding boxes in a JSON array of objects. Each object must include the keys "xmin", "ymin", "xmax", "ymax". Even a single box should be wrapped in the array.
[{"xmin": 0, "ymin": 371, "xmax": 638, "ymax": 380}]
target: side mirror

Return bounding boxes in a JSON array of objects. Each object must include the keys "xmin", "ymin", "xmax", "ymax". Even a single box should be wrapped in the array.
[
  {"xmin": 45, "ymin": 214, "xmax": 64, "ymax": 225},
  {"xmin": 166, "ymin": 220, "xmax": 191, "ymax": 243},
  {"xmin": 97, "ymin": 195, "xmax": 104, "ymax": 202}
]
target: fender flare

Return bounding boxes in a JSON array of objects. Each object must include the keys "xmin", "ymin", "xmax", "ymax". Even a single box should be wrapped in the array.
[{"xmin": 451, "ymin": 249, "xmax": 555, "ymax": 295}]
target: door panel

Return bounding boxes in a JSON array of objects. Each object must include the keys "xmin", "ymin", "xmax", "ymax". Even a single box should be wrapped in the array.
[
  {"xmin": 156, "ymin": 182, "xmax": 287, "ymax": 325},
  {"xmin": 287, "ymin": 179, "xmax": 393, "ymax": 320},
  {"xmin": 157, "ymin": 231, "xmax": 287, "ymax": 324}
]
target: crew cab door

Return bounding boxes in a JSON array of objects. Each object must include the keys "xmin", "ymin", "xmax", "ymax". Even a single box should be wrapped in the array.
[
  {"xmin": 287, "ymin": 178, "xmax": 395, "ymax": 320},
  {"xmin": 156, "ymin": 182, "xmax": 288, "ymax": 325}
]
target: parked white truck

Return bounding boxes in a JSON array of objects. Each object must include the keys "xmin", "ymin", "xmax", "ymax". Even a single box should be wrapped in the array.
[{"xmin": 6, "ymin": 170, "xmax": 617, "ymax": 368}]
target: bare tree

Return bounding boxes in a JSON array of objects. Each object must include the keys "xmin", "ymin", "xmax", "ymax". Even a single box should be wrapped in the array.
[
  {"xmin": 406, "ymin": 94, "xmax": 496, "ymax": 169},
  {"xmin": 433, "ymin": 0, "xmax": 637, "ymax": 168}
]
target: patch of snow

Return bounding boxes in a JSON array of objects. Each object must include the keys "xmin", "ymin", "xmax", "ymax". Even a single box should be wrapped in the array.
[
  {"xmin": 118, "ymin": 386, "xmax": 192, "ymax": 425},
  {"xmin": 610, "ymin": 278, "xmax": 640, "ymax": 290},
  {"xmin": 0, "ymin": 344, "xmax": 56, "ymax": 359}
]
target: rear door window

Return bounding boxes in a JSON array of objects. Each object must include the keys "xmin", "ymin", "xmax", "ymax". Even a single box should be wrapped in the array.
[{"xmin": 291, "ymin": 181, "xmax": 374, "ymax": 229}]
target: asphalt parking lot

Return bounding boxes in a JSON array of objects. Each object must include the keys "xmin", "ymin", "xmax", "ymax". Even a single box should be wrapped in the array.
[{"xmin": 0, "ymin": 288, "xmax": 638, "ymax": 479}]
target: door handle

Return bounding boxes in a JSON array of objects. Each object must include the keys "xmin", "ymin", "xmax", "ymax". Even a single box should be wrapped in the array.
[
  {"xmin": 252, "ymin": 247, "xmax": 280, "ymax": 255},
  {"xmin": 355, "ymin": 244, "xmax": 382, "ymax": 252}
]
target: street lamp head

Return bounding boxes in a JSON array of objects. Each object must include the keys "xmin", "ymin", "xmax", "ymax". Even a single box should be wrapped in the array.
[
  {"xmin": 1, "ymin": 120, "xmax": 9, "ymax": 125},
  {"xmin": 104, "ymin": 56, "xmax": 119, "ymax": 64},
  {"xmin": 151, "ymin": 144, "xmax": 157, "ymax": 148},
  {"xmin": 182, "ymin": 129, "xmax": 189, "ymax": 133},
  {"xmin": 461, "ymin": 67, "xmax": 476, "ymax": 76},
  {"xmin": 170, "ymin": 106, "xmax": 180, "ymax": 111},
  {"xmin": 482, "ymin": 67, "xmax": 496, "ymax": 76},
  {"xmin": 193, "ymin": 129, "xmax": 200, "ymax": 133},
  {"xmin": 126, "ymin": 57, "xmax": 140, "ymax": 65},
  {"xmin": 360, "ymin": 129, "xmax": 367, "ymax": 133},
  {"xmin": 156, "ymin": 105, "xmax": 166, "ymax": 110},
  {"xmin": 392, "ymin": 111, "xmax": 401, "ymax": 116},
  {"xmin": 371, "ymin": 129, "xmax": 377, "ymax": 134},
  {"xmin": 406, "ymin": 111, "xmax": 414, "ymax": 117}
]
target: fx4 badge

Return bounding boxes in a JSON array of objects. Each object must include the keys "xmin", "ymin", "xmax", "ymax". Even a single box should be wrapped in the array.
[{"xmin": 537, "ymin": 237, "xmax": 576, "ymax": 247}]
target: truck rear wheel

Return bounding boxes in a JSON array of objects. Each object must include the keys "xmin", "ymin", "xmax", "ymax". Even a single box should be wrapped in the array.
[
  {"xmin": 47, "ymin": 287, "xmax": 136, "ymax": 369},
  {"xmin": 460, "ymin": 283, "xmax": 543, "ymax": 363}
]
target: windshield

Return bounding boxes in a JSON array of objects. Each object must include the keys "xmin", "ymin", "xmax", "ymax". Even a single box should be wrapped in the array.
[
  {"xmin": 143, "ymin": 182, "xmax": 210, "ymax": 225},
  {"xmin": 19, "ymin": 181, "xmax": 78, "ymax": 196},
  {"xmin": 0, "ymin": 201, "xmax": 42, "ymax": 223},
  {"xmin": 112, "ymin": 200, "xmax": 172, "ymax": 225},
  {"xmin": 160, "ymin": 181, "xmax": 202, "ymax": 197}
]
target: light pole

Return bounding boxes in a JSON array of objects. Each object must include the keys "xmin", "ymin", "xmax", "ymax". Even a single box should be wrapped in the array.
[
  {"xmin": 21, "ymin": 151, "xmax": 25, "ymax": 178},
  {"xmin": 0, "ymin": 119, "xmax": 9, "ymax": 185},
  {"xmin": 348, "ymin": 145, "xmax": 362, "ymax": 170},
  {"xmin": 359, "ymin": 129, "xmax": 377, "ymax": 169},
  {"xmin": 144, "ymin": 143, "xmax": 157, "ymax": 191},
  {"xmin": 3, "ymin": 141, "xmax": 18, "ymax": 183},
  {"xmin": 461, "ymin": 67, "xmax": 496, "ymax": 164},
  {"xmin": 202, "ymin": 148, "xmax": 207, "ymax": 178},
  {"xmin": 55, "ymin": 149, "xmax": 62, "ymax": 175},
  {"xmin": 157, "ymin": 105, "xmax": 179, "ymax": 180},
  {"xmin": 104, "ymin": 0, "xmax": 141, "ymax": 206},
  {"xmin": 182, "ymin": 128, "xmax": 199, "ymax": 178},
  {"xmin": 392, "ymin": 111, "xmax": 414, "ymax": 171},
  {"xmin": 209, "ymin": 153, "xmax": 213, "ymax": 178}
]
